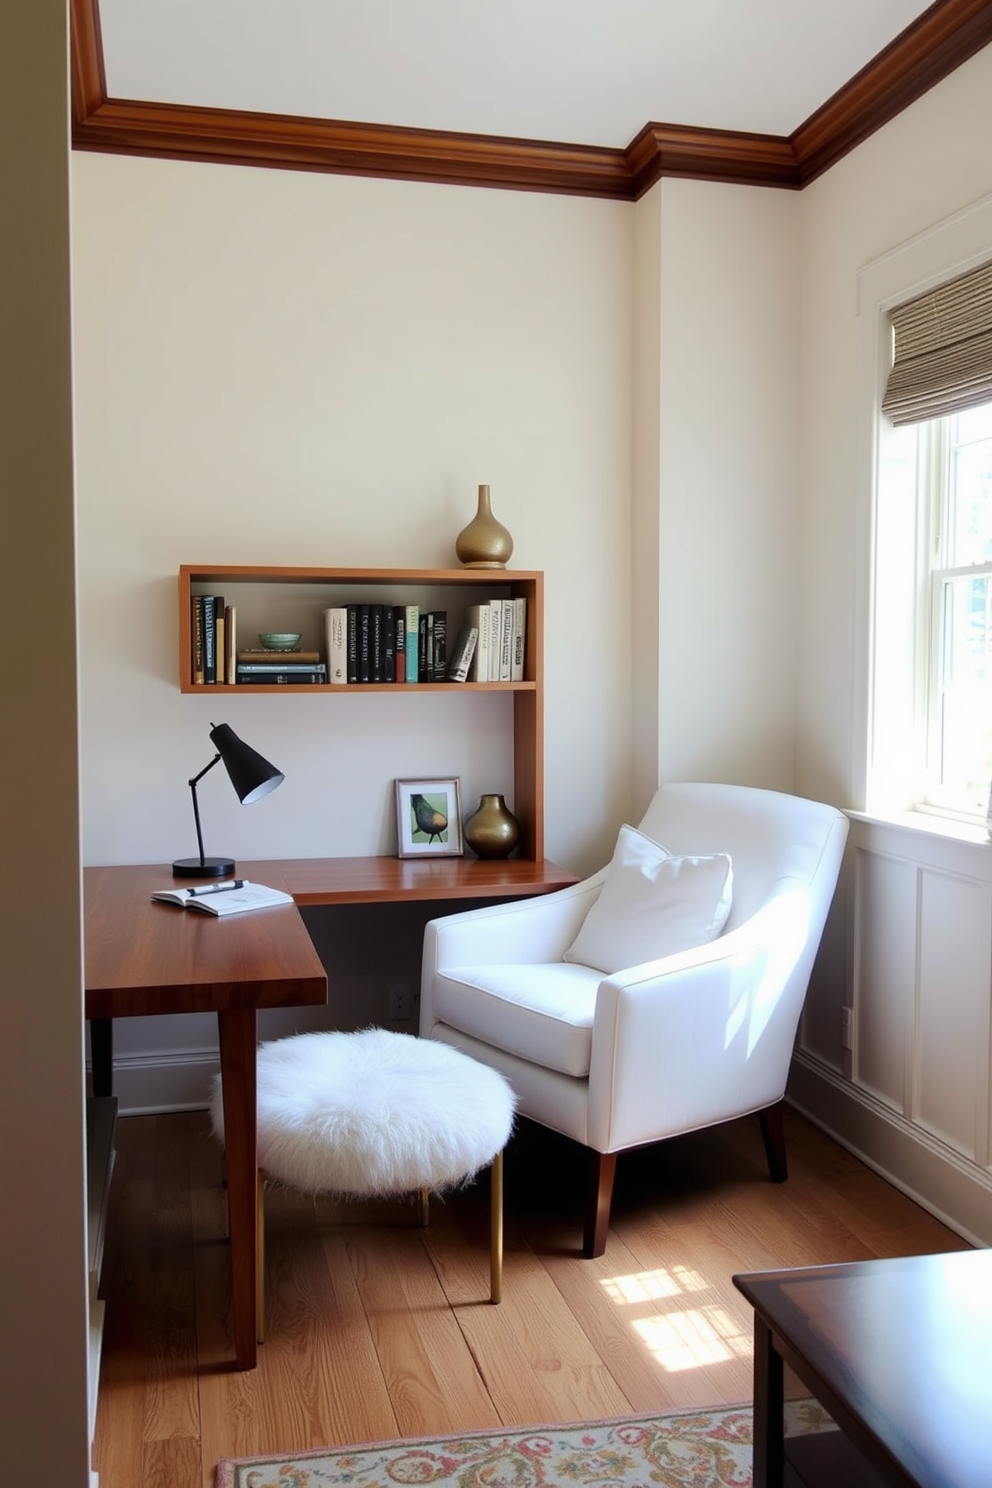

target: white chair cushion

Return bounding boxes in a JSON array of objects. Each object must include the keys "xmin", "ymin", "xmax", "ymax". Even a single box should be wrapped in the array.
[
  {"xmin": 432, "ymin": 962, "xmax": 602, "ymax": 1077},
  {"xmin": 210, "ymin": 1027, "xmax": 515, "ymax": 1196},
  {"xmin": 562, "ymin": 823, "xmax": 733, "ymax": 974}
]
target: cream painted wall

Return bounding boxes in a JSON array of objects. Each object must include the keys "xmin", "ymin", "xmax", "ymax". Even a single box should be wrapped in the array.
[
  {"xmin": 796, "ymin": 43, "xmax": 992, "ymax": 806},
  {"xmin": 656, "ymin": 177, "xmax": 802, "ymax": 791},
  {"xmin": 1, "ymin": 3, "xmax": 90, "ymax": 1482},
  {"xmin": 72, "ymin": 155, "xmax": 634, "ymax": 880}
]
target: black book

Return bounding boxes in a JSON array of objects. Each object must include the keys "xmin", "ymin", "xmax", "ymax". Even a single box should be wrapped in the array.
[
  {"xmin": 383, "ymin": 604, "xmax": 396, "ymax": 683},
  {"xmin": 370, "ymin": 603, "xmax": 384, "ymax": 682},
  {"xmin": 419, "ymin": 613, "xmax": 431, "ymax": 681},
  {"xmin": 358, "ymin": 604, "xmax": 371, "ymax": 683},
  {"xmin": 394, "ymin": 606, "xmax": 406, "ymax": 683},
  {"xmin": 203, "ymin": 595, "xmax": 224, "ymax": 684},
  {"xmin": 431, "ymin": 610, "xmax": 447, "ymax": 680},
  {"xmin": 346, "ymin": 603, "xmax": 359, "ymax": 683}
]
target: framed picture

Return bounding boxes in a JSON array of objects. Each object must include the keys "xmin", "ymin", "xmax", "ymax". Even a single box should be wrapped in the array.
[{"xmin": 395, "ymin": 777, "xmax": 463, "ymax": 858}]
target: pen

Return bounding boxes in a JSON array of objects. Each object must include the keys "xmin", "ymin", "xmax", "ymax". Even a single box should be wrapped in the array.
[{"xmin": 187, "ymin": 879, "xmax": 245, "ymax": 897}]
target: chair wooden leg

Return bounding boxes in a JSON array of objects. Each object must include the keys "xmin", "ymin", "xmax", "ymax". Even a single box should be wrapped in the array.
[
  {"xmin": 582, "ymin": 1149, "xmax": 617, "ymax": 1258},
  {"xmin": 758, "ymin": 1100, "xmax": 788, "ymax": 1183},
  {"xmin": 256, "ymin": 1169, "xmax": 267, "ymax": 1344},
  {"xmin": 490, "ymin": 1149, "xmax": 503, "ymax": 1304}
]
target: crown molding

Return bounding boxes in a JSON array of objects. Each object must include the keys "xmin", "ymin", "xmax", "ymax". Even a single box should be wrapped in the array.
[{"xmin": 70, "ymin": 0, "xmax": 992, "ymax": 199}]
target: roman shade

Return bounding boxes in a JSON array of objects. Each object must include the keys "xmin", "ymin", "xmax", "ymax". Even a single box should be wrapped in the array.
[{"xmin": 882, "ymin": 258, "xmax": 992, "ymax": 426}]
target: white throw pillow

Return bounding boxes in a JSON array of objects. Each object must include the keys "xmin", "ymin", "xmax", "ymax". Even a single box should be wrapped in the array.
[{"xmin": 563, "ymin": 823, "xmax": 733, "ymax": 975}]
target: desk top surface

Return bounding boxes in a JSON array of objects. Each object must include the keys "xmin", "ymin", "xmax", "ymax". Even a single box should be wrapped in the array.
[
  {"xmin": 734, "ymin": 1249, "xmax": 991, "ymax": 1488},
  {"xmin": 84, "ymin": 861, "xmax": 328, "ymax": 1017},
  {"xmin": 84, "ymin": 856, "xmax": 577, "ymax": 1018}
]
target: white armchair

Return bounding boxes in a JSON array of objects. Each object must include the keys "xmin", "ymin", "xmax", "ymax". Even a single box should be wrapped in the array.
[{"xmin": 420, "ymin": 782, "xmax": 849, "ymax": 1257}]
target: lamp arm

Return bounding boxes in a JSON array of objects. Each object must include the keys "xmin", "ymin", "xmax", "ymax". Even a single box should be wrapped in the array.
[{"xmin": 188, "ymin": 753, "xmax": 221, "ymax": 870}]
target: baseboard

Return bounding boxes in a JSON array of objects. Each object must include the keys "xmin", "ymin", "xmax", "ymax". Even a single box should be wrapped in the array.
[
  {"xmin": 788, "ymin": 1052, "xmax": 992, "ymax": 1248},
  {"xmin": 91, "ymin": 1049, "xmax": 219, "ymax": 1115}
]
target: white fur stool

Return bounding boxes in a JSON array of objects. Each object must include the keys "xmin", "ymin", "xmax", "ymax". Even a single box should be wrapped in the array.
[{"xmin": 211, "ymin": 1028, "xmax": 516, "ymax": 1340}]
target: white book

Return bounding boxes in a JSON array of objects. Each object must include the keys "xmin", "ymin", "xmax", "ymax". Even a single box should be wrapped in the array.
[
  {"xmin": 322, "ymin": 606, "xmax": 348, "ymax": 684},
  {"xmin": 510, "ymin": 596, "xmax": 526, "ymax": 681},
  {"xmin": 489, "ymin": 598, "xmax": 503, "ymax": 681},
  {"xmin": 500, "ymin": 598, "xmax": 514, "ymax": 680},
  {"xmin": 150, "ymin": 879, "xmax": 294, "ymax": 915},
  {"xmin": 467, "ymin": 603, "xmax": 492, "ymax": 682}
]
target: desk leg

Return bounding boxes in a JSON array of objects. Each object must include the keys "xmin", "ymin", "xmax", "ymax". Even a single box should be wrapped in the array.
[
  {"xmin": 90, "ymin": 1018, "xmax": 114, "ymax": 1097},
  {"xmin": 218, "ymin": 1007, "xmax": 258, "ymax": 1371},
  {"xmin": 752, "ymin": 1316, "xmax": 785, "ymax": 1488}
]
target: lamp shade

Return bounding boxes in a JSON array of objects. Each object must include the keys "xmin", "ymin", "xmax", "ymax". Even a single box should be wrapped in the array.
[{"xmin": 210, "ymin": 722, "xmax": 284, "ymax": 804}]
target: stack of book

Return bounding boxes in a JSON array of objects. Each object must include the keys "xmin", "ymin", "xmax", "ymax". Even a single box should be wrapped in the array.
[
  {"xmin": 191, "ymin": 594, "xmax": 237, "ymax": 684},
  {"xmin": 318, "ymin": 598, "xmax": 526, "ymax": 685},
  {"xmin": 235, "ymin": 648, "xmax": 327, "ymax": 685}
]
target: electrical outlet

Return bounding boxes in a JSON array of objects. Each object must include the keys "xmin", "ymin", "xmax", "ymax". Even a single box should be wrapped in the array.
[
  {"xmin": 840, "ymin": 1006, "xmax": 854, "ymax": 1050},
  {"xmin": 389, "ymin": 986, "xmax": 413, "ymax": 1020}
]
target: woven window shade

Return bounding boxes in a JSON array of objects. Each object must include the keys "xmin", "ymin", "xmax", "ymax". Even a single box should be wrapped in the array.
[{"xmin": 882, "ymin": 259, "xmax": 992, "ymax": 426}]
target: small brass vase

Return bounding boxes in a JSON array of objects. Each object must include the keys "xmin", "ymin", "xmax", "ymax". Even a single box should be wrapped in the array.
[
  {"xmin": 455, "ymin": 484, "xmax": 514, "ymax": 569},
  {"xmin": 463, "ymin": 793, "xmax": 520, "ymax": 859}
]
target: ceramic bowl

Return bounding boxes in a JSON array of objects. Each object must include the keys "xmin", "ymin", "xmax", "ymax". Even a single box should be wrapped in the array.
[{"xmin": 258, "ymin": 632, "xmax": 302, "ymax": 650}]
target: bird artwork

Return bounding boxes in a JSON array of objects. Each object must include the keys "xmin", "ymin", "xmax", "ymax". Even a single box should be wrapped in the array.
[{"xmin": 410, "ymin": 792, "xmax": 448, "ymax": 844}]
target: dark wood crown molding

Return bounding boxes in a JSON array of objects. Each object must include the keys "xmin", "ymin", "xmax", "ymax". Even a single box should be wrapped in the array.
[{"xmin": 70, "ymin": 0, "xmax": 992, "ymax": 199}]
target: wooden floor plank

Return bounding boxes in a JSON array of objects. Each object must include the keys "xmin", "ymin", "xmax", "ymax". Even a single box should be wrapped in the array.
[{"xmin": 91, "ymin": 1106, "xmax": 971, "ymax": 1488}]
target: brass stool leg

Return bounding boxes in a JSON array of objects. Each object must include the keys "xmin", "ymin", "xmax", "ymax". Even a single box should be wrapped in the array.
[
  {"xmin": 490, "ymin": 1149, "xmax": 504, "ymax": 1304},
  {"xmin": 256, "ymin": 1169, "xmax": 267, "ymax": 1344},
  {"xmin": 418, "ymin": 1188, "xmax": 430, "ymax": 1227}
]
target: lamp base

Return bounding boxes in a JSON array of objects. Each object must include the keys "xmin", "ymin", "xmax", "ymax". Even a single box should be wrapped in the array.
[{"xmin": 172, "ymin": 855, "xmax": 236, "ymax": 879}]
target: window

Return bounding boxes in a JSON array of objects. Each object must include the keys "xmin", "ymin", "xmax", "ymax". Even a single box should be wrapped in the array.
[
  {"xmin": 860, "ymin": 209, "xmax": 992, "ymax": 828},
  {"xmin": 922, "ymin": 402, "xmax": 992, "ymax": 816}
]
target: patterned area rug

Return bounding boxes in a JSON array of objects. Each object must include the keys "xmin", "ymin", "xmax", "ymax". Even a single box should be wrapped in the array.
[{"xmin": 215, "ymin": 1398, "xmax": 835, "ymax": 1488}]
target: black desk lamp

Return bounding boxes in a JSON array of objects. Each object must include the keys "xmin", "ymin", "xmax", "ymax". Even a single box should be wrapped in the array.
[{"xmin": 172, "ymin": 722, "xmax": 285, "ymax": 878}]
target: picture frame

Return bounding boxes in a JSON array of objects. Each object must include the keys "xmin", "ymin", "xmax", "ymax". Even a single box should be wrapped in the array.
[{"xmin": 395, "ymin": 777, "xmax": 463, "ymax": 858}]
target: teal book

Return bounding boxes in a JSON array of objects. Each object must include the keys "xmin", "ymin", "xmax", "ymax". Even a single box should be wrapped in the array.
[{"xmin": 404, "ymin": 604, "xmax": 419, "ymax": 683}]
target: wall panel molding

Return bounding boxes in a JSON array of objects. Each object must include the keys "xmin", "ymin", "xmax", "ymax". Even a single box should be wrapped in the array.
[{"xmin": 69, "ymin": 0, "xmax": 992, "ymax": 197}]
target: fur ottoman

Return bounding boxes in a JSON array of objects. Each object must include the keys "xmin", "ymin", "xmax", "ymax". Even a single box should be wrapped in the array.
[{"xmin": 211, "ymin": 1027, "xmax": 516, "ymax": 1333}]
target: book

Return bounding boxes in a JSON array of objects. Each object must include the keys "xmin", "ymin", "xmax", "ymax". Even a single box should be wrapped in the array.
[
  {"xmin": 446, "ymin": 624, "xmax": 478, "ymax": 682},
  {"xmin": 239, "ymin": 648, "xmax": 321, "ymax": 663},
  {"xmin": 224, "ymin": 604, "xmax": 237, "ymax": 684},
  {"xmin": 192, "ymin": 596, "xmax": 205, "ymax": 685},
  {"xmin": 383, "ymin": 604, "xmax": 396, "ymax": 683},
  {"xmin": 404, "ymin": 604, "xmax": 419, "ymax": 683},
  {"xmin": 150, "ymin": 879, "xmax": 294, "ymax": 915},
  {"xmin": 467, "ymin": 602, "xmax": 492, "ymax": 682},
  {"xmin": 500, "ymin": 598, "xmax": 514, "ymax": 681},
  {"xmin": 431, "ymin": 610, "xmax": 447, "ymax": 679},
  {"xmin": 394, "ymin": 606, "xmax": 406, "ymax": 684},
  {"xmin": 236, "ymin": 670, "xmax": 326, "ymax": 684},
  {"xmin": 203, "ymin": 595, "xmax": 224, "ymax": 684},
  {"xmin": 489, "ymin": 598, "xmax": 503, "ymax": 681},
  {"xmin": 216, "ymin": 611, "xmax": 226, "ymax": 684},
  {"xmin": 346, "ymin": 604, "xmax": 359, "ymax": 683},
  {"xmin": 510, "ymin": 596, "xmax": 526, "ymax": 681},
  {"xmin": 237, "ymin": 663, "xmax": 326, "ymax": 685},
  {"xmin": 322, "ymin": 607, "xmax": 347, "ymax": 684},
  {"xmin": 370, "ymin": 603, "xmax": 384, "ymax": 682},
  {"xmin": 358, "ymin": 603, "xmax": 371, "ymax": 683},
  {"xmin": 419, "ymin": 613, "xmax": 431, "ymax": 681}
]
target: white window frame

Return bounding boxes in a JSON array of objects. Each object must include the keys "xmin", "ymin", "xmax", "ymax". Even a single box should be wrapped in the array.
[{"xmin": 855, "ymin": 191, "xmax": 992, "ymax": 827}]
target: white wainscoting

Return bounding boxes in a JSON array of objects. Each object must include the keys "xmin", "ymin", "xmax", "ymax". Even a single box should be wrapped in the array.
[{"xmin": 789, "ymin": 812, "xmax": 992, "ymax": 1247}]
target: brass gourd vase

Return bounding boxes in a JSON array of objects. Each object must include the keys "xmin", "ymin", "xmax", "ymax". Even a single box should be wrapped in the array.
[
  {"xmin": 455, "ymin": 484, "xmax": 514, "ymax": 569},
  {"xmin": 463, "ymin": 793, "xmax": 520, "ymax": 859}
]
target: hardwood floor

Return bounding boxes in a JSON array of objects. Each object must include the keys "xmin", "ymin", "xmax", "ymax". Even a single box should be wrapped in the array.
[{"xmin": 91, "ymin": 1105, "xmax": 969, "ymax": 1488}]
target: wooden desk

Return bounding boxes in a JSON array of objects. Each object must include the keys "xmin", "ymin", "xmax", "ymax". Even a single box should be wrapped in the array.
[
  {"xmin": 85, "ymin": 855, "xmax": 576, "ymax": 1369},
  {"xmin": 734, "ymin": 1250, "xmax": 991, "ymax": 1488}
]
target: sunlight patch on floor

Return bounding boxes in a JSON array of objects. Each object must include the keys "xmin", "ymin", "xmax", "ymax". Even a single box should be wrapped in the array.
[{"xmin": 601, "ymin": 1267, "xmax": 752, "ymax": 1372}]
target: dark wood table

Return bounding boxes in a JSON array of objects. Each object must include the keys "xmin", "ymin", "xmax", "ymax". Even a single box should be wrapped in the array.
[
  {"xmin": 734, "ymin": 1250, "xmax": 992, "ymax": 1488},
  {"xmin": 85, "ymin": 854, "xmax": 577, "ymax": 1369}
]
